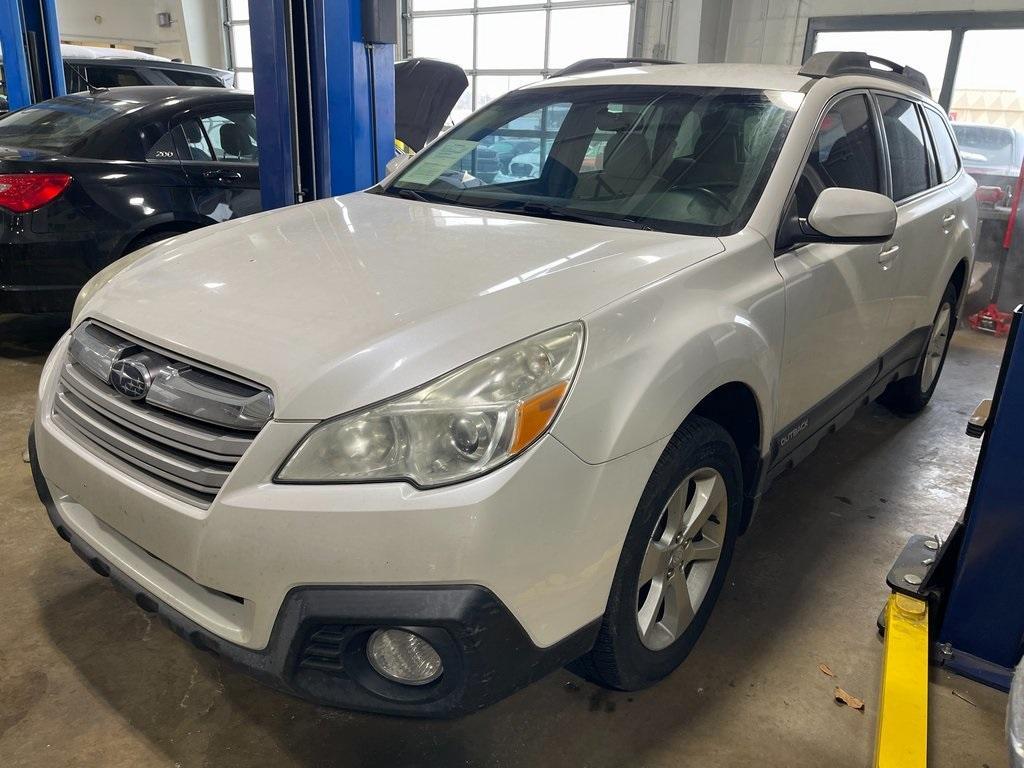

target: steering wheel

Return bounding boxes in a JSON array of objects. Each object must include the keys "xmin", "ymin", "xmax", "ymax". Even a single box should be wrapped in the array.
[{"xmin": 687, "ymin": 185, "xmax": 732, "ymax": 209}]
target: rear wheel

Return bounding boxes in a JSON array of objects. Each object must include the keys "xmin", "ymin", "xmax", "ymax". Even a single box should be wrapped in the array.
[
  {"xmin": 882, "ymin": 282, "xmax": 957, "ymax": 414},
  {"xmin": 573, "ymin": 416, "xmax": 742, "ymax": 690},
  {"xmin": 123, "ymin": 229, "xmax": 185, "ymax": 255}
]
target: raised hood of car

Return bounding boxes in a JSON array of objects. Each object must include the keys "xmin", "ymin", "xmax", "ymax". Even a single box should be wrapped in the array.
[{"xmin": 84, "ymin": 192, "xmax": 723, "ymax": 419}]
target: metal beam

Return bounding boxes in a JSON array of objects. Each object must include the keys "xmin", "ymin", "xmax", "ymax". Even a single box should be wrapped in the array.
[
  {"xmin": 249, "ymin": 0, "xmax": 395, "ymax": 211},
  {"xmin": 874, "ymin": 594, "xmax": 929, "ymax": 768},
  {"xmin": 0, "ymin": 0, "xmax": 65, "ymax": 110}
]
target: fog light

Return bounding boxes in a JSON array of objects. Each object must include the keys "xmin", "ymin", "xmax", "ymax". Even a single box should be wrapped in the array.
[{"xmin": 366, "ymin": 628, "xmax": 443, "ymax": 685}]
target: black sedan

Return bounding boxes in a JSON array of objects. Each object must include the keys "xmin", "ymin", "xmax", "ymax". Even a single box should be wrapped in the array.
[{"xmin": 0, "ymin": 87, "xmax": 259, "ymax": 313}]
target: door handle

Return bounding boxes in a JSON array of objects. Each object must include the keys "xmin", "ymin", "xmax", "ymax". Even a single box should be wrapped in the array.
[
  {"xmin": 942, "ymin": 212, "xmax": 956, "ymax": 225},
  {"xmin": 203, "ymin": 169, "xmax": 243, "ymax": 181},
  {"xmin": 878, "ymin": 244, "xmax": 900, "ymax": 265}
]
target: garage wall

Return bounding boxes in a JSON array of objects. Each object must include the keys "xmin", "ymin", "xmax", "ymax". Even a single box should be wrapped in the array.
[
  {"xmin": 725, "ymin": 0, "xmax": 1024, "ymax": 63},
  {"xmin": 636, "ymin": 0, "xmax": 733, "ymax": 63},
  {"xmin": 56, "ymin": 0, "xmax": 226, "ymax": 67}
]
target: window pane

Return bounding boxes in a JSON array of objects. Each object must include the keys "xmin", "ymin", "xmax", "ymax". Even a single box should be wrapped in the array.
[
  {"xmin": 201, "ymin": 111, "xmax": 259, "ymax": 162},
  {"xmin": 146, "ymin": 129, "xmax": 179, "ymax": 161},
  {"xmin": 812, "ymin": 30, "xmax": 950, "ymax": 100},
  {"xmin": 179, "ymin": 119, "xmax": 214, "ymax": 161},
  {"xmin": 477, "ymin": 11, "xmax": 545, "ymax": 70},
  {"xmin": 477, "ymin": 0, "xmax": 543, "ymax": 7},
  {"xmin": 390, "ymin": 86, "xmax": 798, "ymax": 235},
  {"xmin": 86, "ymin": 66, "xmax": 145, "ymax": 88},
  {"xmin": 877, "ymin": 95, "xmax": 929, "ymax": 200},
  {"xmin": 162, "ymin": 69, "xmax": 222, "ymax": 87},
  {"xmin": 231, "ymin": 25, "xmax": 253, "ymax": 69},
  {"xmin": 228, "ymin": 0, "xmax": 249, "ymax": 21},
  {"xmin": 547, "ymin": 5, "xmax": 631, "ymax": 70},
  {"xmin": 475, "ymin": 75, "xmax": 538, "ymax": 109},
  {"xmin": 235, "ymin": 71, "xmax": 254, "ymax": 91},
  {"xmin": 923, "ymin": 108, "xmax": 959, "ymax": 183},
  {"xmin": 450, "ymin": 83, "xmax": 474, "ymax": 125},
  {"xmin": 411, "ymin": 16, "xmax": 473, "ymax": 70},
  {"xmin": 412, "ymin": 0, "xmax": 472, "ymax": 9},
  {"xmin": 794, "ymin": 94, "xmax": 880, "ymax": 218}
]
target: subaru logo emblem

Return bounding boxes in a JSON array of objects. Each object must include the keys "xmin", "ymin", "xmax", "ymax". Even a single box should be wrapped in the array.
[{"xmin": 109, "ymin": 359, "xmax": 151, "ymax": 400}]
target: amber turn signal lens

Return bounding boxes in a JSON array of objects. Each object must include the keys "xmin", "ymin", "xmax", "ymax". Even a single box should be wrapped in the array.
[{"xmin": 510, "ymin": 380, "xmax": 569, "ymax": 455}]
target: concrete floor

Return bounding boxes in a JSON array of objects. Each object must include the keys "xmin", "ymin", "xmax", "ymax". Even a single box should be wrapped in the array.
[{"xmin": 0, "ymin": 314, "xmax": 1010, "ymax": 767}]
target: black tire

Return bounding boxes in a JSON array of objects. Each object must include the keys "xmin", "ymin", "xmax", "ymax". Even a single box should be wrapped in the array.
[
  {"xmin": 123, "ymin": 229, "xmax": 182, "ymax": 256},
  {"xmin": 882, "ymin": 281, "xmax": 958, "ymax": 415},
  {"xmin": 572, "ymin": 416, "xmax": 743, "ymax": 691}
]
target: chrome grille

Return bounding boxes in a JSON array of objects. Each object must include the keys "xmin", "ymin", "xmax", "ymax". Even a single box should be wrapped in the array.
[{"xmin": 52, "ymin": 321, "xmax": 274, "ymax": 506}]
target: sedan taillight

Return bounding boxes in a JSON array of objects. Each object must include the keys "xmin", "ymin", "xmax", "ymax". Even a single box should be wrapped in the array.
[{"xmin": 0, "ymin": 173, "xmax": 72, "ymax": 213}]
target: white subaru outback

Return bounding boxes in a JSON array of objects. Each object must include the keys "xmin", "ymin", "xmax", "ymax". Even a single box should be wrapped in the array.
[{"xmin": 31, "ymin": 52, "xmax": 975, "ymax": 716}]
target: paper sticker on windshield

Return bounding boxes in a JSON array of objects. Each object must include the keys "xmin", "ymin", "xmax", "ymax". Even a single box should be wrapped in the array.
[{"xmin": 400, "ymin": 140, "xmax": 478, "ymax": 185}]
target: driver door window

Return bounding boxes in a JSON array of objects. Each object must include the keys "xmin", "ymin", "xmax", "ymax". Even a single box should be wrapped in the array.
[{"xmin": 793, "ymin": 94, "xmax": 883, "ymax": 219}]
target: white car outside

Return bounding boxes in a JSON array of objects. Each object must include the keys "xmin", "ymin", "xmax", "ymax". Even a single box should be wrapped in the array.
[{"xmin": 32, "ymin": 53, "xmax": 976, "ymax": 716}]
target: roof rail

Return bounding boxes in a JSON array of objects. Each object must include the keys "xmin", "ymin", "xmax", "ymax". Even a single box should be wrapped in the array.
[
  {"xmin": 799, "ymin": 51, "xmax": 931, "ymax": 96},
  {"xmin": 549, "ymin": 58, "xmax": 680, "ymax": 79}
]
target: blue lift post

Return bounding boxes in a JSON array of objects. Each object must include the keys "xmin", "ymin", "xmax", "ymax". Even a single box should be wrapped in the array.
[
  {"xmin": 248, "ymin": 0, "xmax": 396, "ymax": 211},
  {"xmin": 0, "ymin": 0, "xmax": 65, "ymax": 110},
  {"xmin": 885, "ymin": 305, "xmax": 1024, "ymax": 692},
  {"xmin": 936, "ymin": 306, "xmax": 1024, "ymax": 690}
]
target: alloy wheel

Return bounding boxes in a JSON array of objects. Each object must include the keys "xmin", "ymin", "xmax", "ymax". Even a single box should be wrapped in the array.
[
  {"xmin": 635, "ymin": 467, "xmax": 728, "ymax": 651},
  {"xmin": 921, "ymin": 303, "xmax": 952, "ymax": 393}
]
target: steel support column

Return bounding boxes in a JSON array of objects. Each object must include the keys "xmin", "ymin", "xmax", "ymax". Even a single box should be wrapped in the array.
[
  {"xmin": 0, "ymin": 0, "xmax": 64, "ymax": 110},
  {"xmin": 249, "ymin": 0, "xmax": 395, "ymax": 211}
]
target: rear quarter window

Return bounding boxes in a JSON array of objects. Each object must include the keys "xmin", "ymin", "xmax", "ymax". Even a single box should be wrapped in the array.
[
  {"xmin": 923, "ymin": 108, "xmax": 960, "ymax": 182},
  {"xmin": 160, "ymin": 69, "xmax": 223, "ymax": 88}
]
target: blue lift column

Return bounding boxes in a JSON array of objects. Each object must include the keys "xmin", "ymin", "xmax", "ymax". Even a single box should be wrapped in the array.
[
  {"xmin": 0, "ymin": 0, "xmax": 65, "ymax": 110},
  {"xmin": 248, "ymin": 0, "xmax": 396, "ymax": 211},
  {"xmin": 885, "ymin": 305, "xmax": 1024, "ymax": 693}
]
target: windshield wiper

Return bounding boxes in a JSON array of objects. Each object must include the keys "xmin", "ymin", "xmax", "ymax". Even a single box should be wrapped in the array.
[
  {"xmin": 392, "ymin": 187, "xmax": 433, "ymax": 203},
  {"xmin": 498, "ymin": 201, "xmax": 654, "ymax": 231}
]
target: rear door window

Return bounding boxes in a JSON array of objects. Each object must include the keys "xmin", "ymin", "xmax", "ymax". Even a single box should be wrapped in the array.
[
  {"xmin": 176, "ymin": 119, "xmax": 216, "ymax": 161},
  {"xmin": 200, "ymin": 111, "xmax": 259, "ymax": 162},
  {"xmin": 876, "ymin": 94, "xmax": 930, "ymax": 201}
]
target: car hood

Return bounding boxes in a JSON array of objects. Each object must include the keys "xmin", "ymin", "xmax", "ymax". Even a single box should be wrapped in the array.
[{"xmin": 83, "ymin": 192, "xmax": 724, "ymax": 419}]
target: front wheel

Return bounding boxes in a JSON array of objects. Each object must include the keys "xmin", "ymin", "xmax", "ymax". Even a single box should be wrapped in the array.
[
  {"xmin": 573, "ymin": 416, "xmax": 742, "ymax": 691},
  {"xmin": 882, "ymin": 282, "xmax": 957, "ymax": 414}
]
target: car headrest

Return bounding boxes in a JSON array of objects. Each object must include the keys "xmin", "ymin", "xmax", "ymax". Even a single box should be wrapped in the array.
[
  {"xmin": 219, "ymin": 122, "xmax": 250, "ymax": 159},
  {"xmin": 596, "ymin": 110, "xmax": 633, "ymax": 132}
]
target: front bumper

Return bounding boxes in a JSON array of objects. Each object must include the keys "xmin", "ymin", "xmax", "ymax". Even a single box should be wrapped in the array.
[
  {"xmin": 31, "ymin": 333, "xmax": 667, "ymax": 714},
  {"xmin": 31, "ymin": 433, "xmax": 594, "ymax": 717}
]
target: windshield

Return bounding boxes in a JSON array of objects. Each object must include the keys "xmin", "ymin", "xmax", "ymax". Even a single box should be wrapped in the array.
[
  {"xmin": 383, "ymin": 84, "xmax": 801, "ymax": 235},
  {"xmin": 0, "ymin": 95, "xmax": 135, "ymax": 152},
  {"xmin": 952, "ymin": 124, "xmax": 1019, "ymax": 170}
]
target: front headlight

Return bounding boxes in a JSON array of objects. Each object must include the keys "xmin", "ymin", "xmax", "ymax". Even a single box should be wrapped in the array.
[{"xmin": 276, "ymin": 322, "xmax": 584, "ymax": 487}]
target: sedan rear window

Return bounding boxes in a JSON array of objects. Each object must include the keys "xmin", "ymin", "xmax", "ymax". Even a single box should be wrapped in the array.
[{"xmin": 0, "ymin": 96, "xmax": 136, "ymax": 152}]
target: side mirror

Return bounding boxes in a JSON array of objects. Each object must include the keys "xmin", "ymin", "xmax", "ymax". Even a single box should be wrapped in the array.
[
  {"xmin": 386, "ymin": 152, "xmax": 414, "ymax": 177},
  {"xmin": 806, "ymin": 187, "xmax": 897, "ymax": 243}
]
